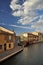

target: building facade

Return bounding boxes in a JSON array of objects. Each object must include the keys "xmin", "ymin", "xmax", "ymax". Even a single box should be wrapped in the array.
[
  {"xmin": 32, "ymin": 32, "xmax": 43, "ymax": 42},
  {"xmin": 0, "ymin": 27, "xmax": 16, "ymax": 52},
  {"xmin": 20, "ymin": 32, "xmax": 39, "ymax": 46}
]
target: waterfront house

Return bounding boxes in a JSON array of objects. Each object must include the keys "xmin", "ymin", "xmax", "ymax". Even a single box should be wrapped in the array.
[
  {"xmin": 32, "ymin": 32, "xmax": 43, "ymax": 42},
  {"xmin": 20, "ymin": 32, "xmax": 39, "ymax": 46},
  {"xmin": 0, "ymin": 27, "xmax": 16, "ymax": 52},
  {"xmin": 27, "ymin": 33, "xmax": 39, "ymax": 44}
]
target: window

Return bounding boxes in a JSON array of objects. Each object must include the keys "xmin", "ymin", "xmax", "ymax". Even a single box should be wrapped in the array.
[
  {"xmin": 9, "ymin": 44, "xmax": 11, "ymax": 48},
  {"xmin": 9, "ymin": 35, "xmax": 12, "ymax": 40},
  {"xmin": 0, "ymin": 45, "xmax": 2, "ymax": 49}
]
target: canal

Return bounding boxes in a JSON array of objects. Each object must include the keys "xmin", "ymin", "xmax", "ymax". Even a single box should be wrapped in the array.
[{"xmin": 1, "ymin": 43, "xmax": 43, "ymax": 65}]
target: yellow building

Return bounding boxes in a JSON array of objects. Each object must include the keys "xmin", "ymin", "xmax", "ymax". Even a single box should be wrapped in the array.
[
  {"xmin": 20, "ymin": 33, "xmax": 28, "ymax": 41},
  {"xmin": 32, "ymin": 32, "xmax": 43, "ymax": 42},
  {"xmin": 27, "ymin": 33, "xmax": 39, "ymax": 44},
  {"xmin": 0, "ymin": 27, "xmax": 16, "ymax": 52},
  {"xmin": 20, "ymin": 33, "xmax": 28, "ymax": 46},
  {"xmin": 20, "ymin": 32, "xmax": 39, "ymax": 45}
]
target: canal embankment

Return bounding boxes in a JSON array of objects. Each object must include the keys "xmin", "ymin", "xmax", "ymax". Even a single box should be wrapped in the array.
[{"xmin": 0, "ymin": 46, "xmax": 23, "ymax": 62}]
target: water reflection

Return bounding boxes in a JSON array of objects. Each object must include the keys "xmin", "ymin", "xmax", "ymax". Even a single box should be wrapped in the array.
[
  {"xmin": 22, "ymin": 47, "xmax": 29, "ymax": 60},
  {"xmin": 23, "ymin": 47, "xmax": 29, "ymax": 56},
  {"xmin": 34, "ymin": 44, "xmax": 39, "ymax": 49}
]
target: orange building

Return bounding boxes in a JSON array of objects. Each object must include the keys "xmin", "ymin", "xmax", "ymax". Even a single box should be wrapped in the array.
[{"xmin": 0, "ymin": 27, "xmax": 16, "ymax": 52}]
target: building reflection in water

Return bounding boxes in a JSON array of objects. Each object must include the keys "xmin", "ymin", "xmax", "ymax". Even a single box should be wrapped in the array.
[
  {"xmin": 34, "ymin": 44, "xmax": 39, "ymax": 49},
  {"xmin": 23, "ymin": 47, "xmax": 29, "ymax": 59}
]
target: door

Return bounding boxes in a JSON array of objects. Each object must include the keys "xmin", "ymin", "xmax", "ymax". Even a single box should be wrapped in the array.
[{"xmin": 4, "ymin": 44, "xmax": 6, "ymax": 51}]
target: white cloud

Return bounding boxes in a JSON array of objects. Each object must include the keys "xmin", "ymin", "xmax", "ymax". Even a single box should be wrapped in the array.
[
  {"xmin": 10, "ymin": 0, "xmax": 21, "ymax": 10},
  {"xmin": 10, "ymin": 24, "xmax": 31, "ymax": 29},
  {"xmin": 10, "ymin": 0, "xmax": 43, "ymax": 24},
  {"xmin": 0, "ymin": 23, "xmax": 31, "ymax": 29},
  {"xmin": 10, "ymin": 0, "xmax": 43, "ymax": 32},
  {"xmin": 31, "ymin": 15, "xmax": 43, "ymax": 28},
  {"xmin": 35, "ymin": 27, "xmax": 43, "ymax": 33},
  {"xmin": 0, "ymin": 23, "xmax": 6, "ymax": 25},
  {"xmin": 12, "ymin": 10, "xmax": 23, "ymax": 16},
  {"xmin": 18, "ymin": 15, "xmax": 39, "ymax": 25},
  {"xmin": 31, "ymin": 15, "xmax": 43, "ymax": 32}
]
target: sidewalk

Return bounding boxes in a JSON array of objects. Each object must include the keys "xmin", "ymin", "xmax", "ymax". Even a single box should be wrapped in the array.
[{"xmin": 0, "ymin": 46, "xmax": 23, "ymax": 62}]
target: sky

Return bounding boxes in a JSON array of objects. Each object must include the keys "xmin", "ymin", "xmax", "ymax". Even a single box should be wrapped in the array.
[{"xmin": 0, "ymin": 0, "xmax": 43, "ymax": 35}]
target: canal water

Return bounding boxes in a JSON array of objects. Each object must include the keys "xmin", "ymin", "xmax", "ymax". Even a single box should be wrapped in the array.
[{"xmin": 1, "ymin": 43, "xmax": 43, "ymax": 65}]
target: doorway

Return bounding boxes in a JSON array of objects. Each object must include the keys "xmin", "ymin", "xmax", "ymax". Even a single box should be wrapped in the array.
[{"xmin": 4, "ymin": 43, "xmax": 6, "ymax": 51}]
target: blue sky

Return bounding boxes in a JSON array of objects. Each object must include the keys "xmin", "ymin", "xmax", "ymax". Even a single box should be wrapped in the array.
[{"xmin": 0, "ymin": 0, "xmax": 43, "ymax": 35}]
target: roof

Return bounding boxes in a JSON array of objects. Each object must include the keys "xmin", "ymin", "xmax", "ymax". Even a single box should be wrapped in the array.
[
  {"xmin": 20, "ymin": 32, "xmax": 38, "ymax": 37},
  {"xmin": 32, "ymin": 32, "xmax": 39, "ymax": 35},
  {"xmin": 0, "ymin": 27, "xmax": 14, "ymax": 34}
]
